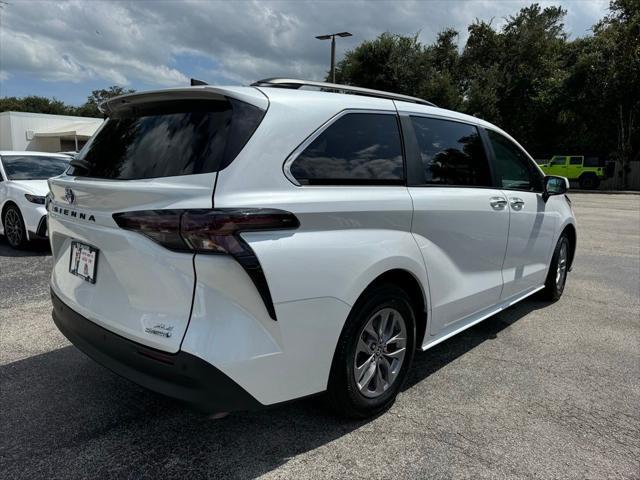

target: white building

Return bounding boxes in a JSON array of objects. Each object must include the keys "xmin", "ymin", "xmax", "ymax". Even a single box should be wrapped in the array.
[{"xmin": 0, "ymin": 111, "xmax": 103, "ymax": 152}]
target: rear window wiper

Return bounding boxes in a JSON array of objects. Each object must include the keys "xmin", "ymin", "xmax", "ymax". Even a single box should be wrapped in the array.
[{"xmin": 69, "ymin": 158, "xmax": 91, "ymax": 171}]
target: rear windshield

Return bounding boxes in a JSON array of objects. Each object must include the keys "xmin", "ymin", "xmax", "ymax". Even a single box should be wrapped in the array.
[
  {"xmin": 69, "ymin": 98, "xmax": 264, "ymax": 180},
  {"xmin": 1, "ymin": 155, "xmax": 69, "ymax": 180}
]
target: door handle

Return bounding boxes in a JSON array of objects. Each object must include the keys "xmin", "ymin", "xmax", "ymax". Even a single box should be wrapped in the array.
[
  {"xmin": 510, "ymin": 198, "xmax": 525, "ymax": 210},
  {"xmin": 489, "ymin": 197, "xmax": 508, "ymax": 209}
]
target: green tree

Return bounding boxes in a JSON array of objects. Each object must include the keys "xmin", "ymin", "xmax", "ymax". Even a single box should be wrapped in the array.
[
  {"xmin": 334, "ymin": 32, "xmax": 428, "ymax": 98},
  {"xmin": 0, "ymin": 86, "xmax": 135, "ymax": 118},
  {"xmin": 459, "ymin": 20, "xmax": 503, "ymax": 122},
  {"xmin": 0, "ymin": 95, "xmax": 74, "ymax": 115},
  {"xmin": 333, "ymin": 4, "xmax": 570, "ymax": 147},
  {"xmin": 334, "ymin": 30, "xmax": 463, "ymax": 109},
  {"xmin": 591, "ymin": 0, "xmax": 639, "ymax": 187},
  {"xmin": 75, "ymin": 86, "xmax": 136, "ymax": 117},
  {"xmin": 419, "ymin": 29, "xmax": 463, "ymax": 109},
  {"xmin": 492, "ymin": 4, "xmax": 568, "ymax": 153}
]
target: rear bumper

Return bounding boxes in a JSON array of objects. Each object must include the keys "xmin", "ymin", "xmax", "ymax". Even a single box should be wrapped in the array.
[{"xmin": 51, "ymin": 290, "xmax": 263, "ymax": 413}]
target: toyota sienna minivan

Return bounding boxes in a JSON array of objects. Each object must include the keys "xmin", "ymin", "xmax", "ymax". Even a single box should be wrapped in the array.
[{"xmin": 48, "ymin": 78, "xmax": 576, "ymax": 418}]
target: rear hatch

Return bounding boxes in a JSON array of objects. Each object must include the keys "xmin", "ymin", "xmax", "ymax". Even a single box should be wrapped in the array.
[{"xmin": 48, "ymin": 87, "xmax": 267, "ymax": 353}]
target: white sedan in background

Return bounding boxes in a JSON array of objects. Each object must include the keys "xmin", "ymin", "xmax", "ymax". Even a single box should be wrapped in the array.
[{"xmin": 0, "ymin": 151, "xmax": 70, "ymax": 248}]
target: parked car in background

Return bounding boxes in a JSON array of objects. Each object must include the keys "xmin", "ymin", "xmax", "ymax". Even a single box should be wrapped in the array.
[
  {"xmin": 538, "ymin": 155, "xmax": 613, "ymax": 189},
  {"xmin": 47, "ymin": 79, "xmax": 576, "ymax": 418},
  {"xmin": 0, "ymin": 151, "xmax": 70, "ymax": 248}
]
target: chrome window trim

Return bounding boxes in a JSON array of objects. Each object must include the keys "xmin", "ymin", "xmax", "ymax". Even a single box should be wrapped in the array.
[{"xmin": 282, "ymin": 108, "xmax": 400, "ymax": 187}]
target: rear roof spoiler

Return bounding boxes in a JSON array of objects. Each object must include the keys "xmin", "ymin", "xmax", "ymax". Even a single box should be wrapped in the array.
[{"xmin": 99, "ymin": 86, "xmax": 268, "ymax": 115}]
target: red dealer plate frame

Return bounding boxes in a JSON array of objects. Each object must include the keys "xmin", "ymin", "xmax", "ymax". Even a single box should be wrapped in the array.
[{"xmin": 69, "ymin": 241, "xmax": 99, "ymax": 284}]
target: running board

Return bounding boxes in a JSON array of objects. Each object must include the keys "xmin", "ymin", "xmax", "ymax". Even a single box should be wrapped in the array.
[{"xmin": 421, "ymin": 285, "xmax": 545, "ymax": 351}]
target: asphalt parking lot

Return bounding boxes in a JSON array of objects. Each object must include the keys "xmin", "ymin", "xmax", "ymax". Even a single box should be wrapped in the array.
[{"xmin": 1, "ymin": 193, "xmax": 639, "ymax": 480}]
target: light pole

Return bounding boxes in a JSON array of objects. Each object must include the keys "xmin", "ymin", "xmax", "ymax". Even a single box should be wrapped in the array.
[{"xmin": 316, "ymin": 32, "xmax": 352, "ymax": 83}]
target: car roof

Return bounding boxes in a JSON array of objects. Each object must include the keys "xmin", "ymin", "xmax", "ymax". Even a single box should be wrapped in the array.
[
  {"xmin": 252, "ymin": 85, "xmax": 500, "ymax": 130},
  {"xmin": 101, "ymin": 84, "xmax": 473, "ymax": 122},
  {"xmin": 254, "ymin": 86, "xmax": 526, "ymax": 145}
]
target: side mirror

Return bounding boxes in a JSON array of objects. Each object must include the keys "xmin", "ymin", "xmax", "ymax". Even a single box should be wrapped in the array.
[{"xmin": 543, "ymin": 175, "xmax": 569, "ymax": 201}]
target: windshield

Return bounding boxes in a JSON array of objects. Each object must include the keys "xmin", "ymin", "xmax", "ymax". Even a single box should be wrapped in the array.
[{"xmin": 1, "ymin": 155, "xmax": 69, "ymax": 180}]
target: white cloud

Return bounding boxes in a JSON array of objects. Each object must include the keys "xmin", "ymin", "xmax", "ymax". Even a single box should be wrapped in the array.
[{"xmin": 0, "ymin": 0, "xmax": 609, "ymax": 91}]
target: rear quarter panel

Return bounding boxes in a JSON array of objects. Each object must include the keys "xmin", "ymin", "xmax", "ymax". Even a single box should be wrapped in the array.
[
  {"xmin": 220, "ymin": 186, "xmax": 429, "ymax": 308},
  {"xmin": 190, "ymin": 186, "xmax": 430, "ymax": 405}
]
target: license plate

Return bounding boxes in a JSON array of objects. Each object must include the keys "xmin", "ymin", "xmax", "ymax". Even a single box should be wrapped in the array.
[{"xmin": 69, "ymin": 241, "xmax": 99, "ymax": 284}]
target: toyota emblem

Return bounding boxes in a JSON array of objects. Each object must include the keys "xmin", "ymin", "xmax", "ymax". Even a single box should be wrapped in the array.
[{"xmin": 64, "ymin": 187, "xmax": 76, "ymax": 205}]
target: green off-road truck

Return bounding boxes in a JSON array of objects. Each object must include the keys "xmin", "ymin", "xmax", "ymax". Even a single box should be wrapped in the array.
[{"xmin": 538, "ymin": 156, "xmax": 614, "ymax": 189}]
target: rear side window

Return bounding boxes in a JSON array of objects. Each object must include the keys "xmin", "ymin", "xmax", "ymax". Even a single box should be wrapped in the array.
[
  {"xmin": 289, "ymin": 113, "xmax": 404, "ymax": 185},
  {"xmin": 570, "ymin": 156, "xmax": 582, "ymax": 165},
  {"xmin": 487, "ymin": 130, "xmax": 542, "ymax": 191},
  {"xmin": 410, "ymin": 116, "xmax": 491, "ymax": 187},
  {"xmin": 70, "ymin": 98, "xmax": 264, "ymax": 180}
]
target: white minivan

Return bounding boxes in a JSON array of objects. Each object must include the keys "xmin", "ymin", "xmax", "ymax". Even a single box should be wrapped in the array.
[{"xmin": 48, "ymin": 79, "xmax": 576, "ymax": 418}]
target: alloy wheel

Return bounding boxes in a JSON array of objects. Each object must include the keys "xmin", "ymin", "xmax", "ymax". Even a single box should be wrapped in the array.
[
  {"xmin": 353, "ymin": 307, "xmax": 407, "ymax": 398},
  {"xmin": 4, "ymin": 209, "xmax": 24, "ymax": 247},
  {"xmin": 556, "ymin": 241, "xmax": 568, "ymax": 289}
]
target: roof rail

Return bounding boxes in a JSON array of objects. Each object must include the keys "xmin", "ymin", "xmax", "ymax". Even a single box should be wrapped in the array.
[{"xmin": 251, "ymin": 78, "xmax": 436, "ymax": 107}]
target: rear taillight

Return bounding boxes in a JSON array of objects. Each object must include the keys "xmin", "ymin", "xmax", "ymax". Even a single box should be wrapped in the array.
[
  {"xmin": 181, "ymin": 209, "xmax": 299, "ymax": 254},
  {"xmin": 113, "ymin": 208, "xmax": 300, "ymax": 320},
  {"xmin": 113, "ymin": 209, "xmax": 187, "ymax": 251}
]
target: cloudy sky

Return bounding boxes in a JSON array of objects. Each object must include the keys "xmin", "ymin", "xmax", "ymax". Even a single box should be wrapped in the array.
[{"xmin": 0, "ymin": 0, "xmax": 608, "ymax": 106}]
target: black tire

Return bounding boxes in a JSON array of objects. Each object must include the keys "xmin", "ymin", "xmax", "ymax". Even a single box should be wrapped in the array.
[
  {"xmin": 539, "ymin": 233, "xmax": 570, "ymax": 301},
  {"xmin": 579, "ymin": 174, "xmax": 599, "ymax": 190},
  {"xmin": 326, "ymin": 284, "xmax": 416, "ymax": 418},
  {"xmin": 2, "ymin": 204, "xmax": 28, "ymax": 249}
]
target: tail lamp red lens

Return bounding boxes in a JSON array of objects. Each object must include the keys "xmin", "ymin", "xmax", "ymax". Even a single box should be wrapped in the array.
[
  {"xmin": 112, "ymin": 208, "xmax": 300, "ymax": 320},
  {"xmin": 181, "ymin": 209, "xmax": 299, "ymax": 254},
  {"xmin": 113, "ymin": 209, "xmax": 187, "ymax": 251}
]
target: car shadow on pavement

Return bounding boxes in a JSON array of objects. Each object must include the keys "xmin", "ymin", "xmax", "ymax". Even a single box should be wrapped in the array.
[
  {"xmin": 0, "ymin": 236, "xmax": 50, "ymax": 257},
  {"xmin": 0, "ymin": 298, "xmax": 548, "ymax": 480},
  {"xmin": 404, "ymin": 299, "xmax": 548, "ymax": 391}
]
